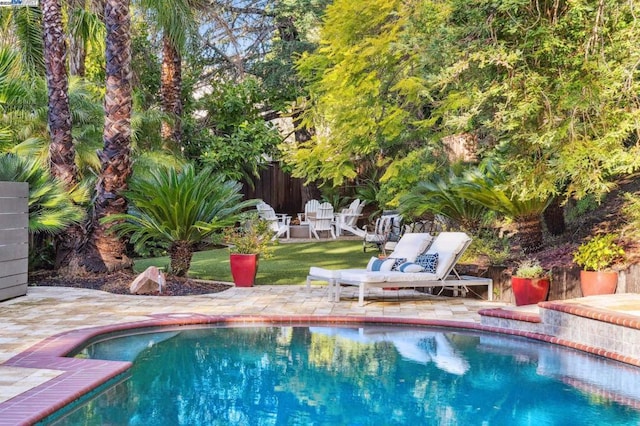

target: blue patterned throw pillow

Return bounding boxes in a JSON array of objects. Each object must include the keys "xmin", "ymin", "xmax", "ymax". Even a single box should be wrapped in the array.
[{"xmin": 414, "ymin": 253, "xmax": 438, "ymax": 273}]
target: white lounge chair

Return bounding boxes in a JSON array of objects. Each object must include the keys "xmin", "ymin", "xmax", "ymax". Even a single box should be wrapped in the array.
[
  {"xmin": 256, "ymin": 202, "xmax": 291, "ymax": 240},
  {"xmin": 342, "ymin": 232, "xmax": 492, "ymax": 306},
  {"xmin": 307, "ymin": 232, "xmax": 433, "ymax": 301},
  {"xmin": 308, "ymin": 232, "xmax": 493, "ymax": 306}
]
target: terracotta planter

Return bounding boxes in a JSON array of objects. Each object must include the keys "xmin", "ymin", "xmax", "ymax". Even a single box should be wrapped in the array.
[
  {"xmin": 230, "ymin": 253, "xmax": 259, "ymax": 287},
  {"xmin": 511, "ymin": 277, "xmax": 550, "ymax": 306},
  {"xmin": 579, "ymin": 270, "xmax": 617, "ymax": 296}
]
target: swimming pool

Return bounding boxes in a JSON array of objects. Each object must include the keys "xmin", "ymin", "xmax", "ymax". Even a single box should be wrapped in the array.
[{"xmin": 42, "ymin": 324, "xmax": 640, "ymax": 425}]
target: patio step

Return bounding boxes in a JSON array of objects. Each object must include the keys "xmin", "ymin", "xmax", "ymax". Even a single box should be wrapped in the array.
[{"xmin": 479, "ymin": 305, "xmax": 543, "ymax": 334}]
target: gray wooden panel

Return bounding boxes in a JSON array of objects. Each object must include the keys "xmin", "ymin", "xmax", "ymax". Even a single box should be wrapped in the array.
[
  {"xmin": 0, "ymin": 213, "xmax": 28, "ymax": 230},
  {"xmin": 0, "ymin": 182, "xmax": 28, "ymax": 197},
  {"xmin": 0, "ymin": 243, "xmax": 28, "ymax": 262},
  {"xmin": 0, "ymin": 280, "xmax": 28, "ymax": 301},
  {"xmin": 0, "ymin": 258, "xmax": 29, "ymax": 276},
  {"xmin": 0, "ymin": 197, "xmax": 28, "ymax": 214},
  {"xmin": 0, "ymin": 272, "xmax": 28, "ymax": 288},
  {"xmin": 0, "ymin": 228, "xmax": 28, "ymax": 245}
]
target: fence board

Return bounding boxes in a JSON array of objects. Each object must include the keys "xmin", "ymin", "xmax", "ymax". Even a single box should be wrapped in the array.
[
  {"xmin": 0, "ymin": 213, "xmax": 29, "ymax": 230},
  {"xmin": 0, "ymin": 181, "xmax": 28, "ymax": 197},
  {"xmin": 243, "ymin": 163, "xmax": 304, "ymax": 216},
  {"xmin": 0, "ymin": 182, "xmax": 28, "ymax": 301},
  {"xmin": 0, "ymin": 243, "xmax": 28, "ymax": 263},
  {"xmin": 0, "ymin": 197, "xmax": 28, "ymax": 214}
]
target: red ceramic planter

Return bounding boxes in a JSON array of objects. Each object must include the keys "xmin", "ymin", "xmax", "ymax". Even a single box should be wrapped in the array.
[
  {"xmin": 230, "ymin": 253, "xmax": 259, "ymax": 287},
  {"xmin": 579, "ymin": 270, "xmax": 617, "ymax": 296},
  {"xmin": 511, "ymin": 277, "xmax": 550, "ymax": 306}
]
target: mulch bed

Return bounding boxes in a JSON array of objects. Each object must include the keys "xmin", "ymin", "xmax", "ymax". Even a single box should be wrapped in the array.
[{"xmin": 30, "ymin": 271, "xmax": 232, "ymax": 296}]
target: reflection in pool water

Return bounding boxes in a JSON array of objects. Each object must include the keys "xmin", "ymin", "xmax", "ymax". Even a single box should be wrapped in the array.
[{"xmin": 48, "ymin": 326, "xmax": 640, "ymax": 425}]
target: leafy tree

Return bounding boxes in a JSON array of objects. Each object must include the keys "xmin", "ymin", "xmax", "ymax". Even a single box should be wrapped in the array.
[
  {"xmin": 187, "ymin": 78, "xmax": 281, "ymax": 182},
  {"xmin": 104, "ymin": 164, "xmax": 256, "ymax": 276}
]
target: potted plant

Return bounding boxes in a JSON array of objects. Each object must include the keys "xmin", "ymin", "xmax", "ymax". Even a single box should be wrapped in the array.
[
  {"xmin": 511, "ymin": 259, "xmax": 550, "ymax": 306},
  {"xmin": 572, "ymin": 234, "xmax": 625, "ymax": 296},
  {"xmin": 223, "ymin": 214, "xmax": 276, "ymax": 287}
]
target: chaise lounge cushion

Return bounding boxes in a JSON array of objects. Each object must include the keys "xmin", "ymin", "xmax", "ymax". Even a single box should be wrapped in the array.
[{"xmin": 389, "ymin": 233, "xmax": 433, "ymax": 262}]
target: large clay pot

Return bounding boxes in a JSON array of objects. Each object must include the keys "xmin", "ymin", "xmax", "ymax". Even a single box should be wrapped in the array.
[
  {"xmin": 580, "ymin": 270, "xmax": 617, "ymax": 296},
  {"xmin": 230, "ymin": 253, "xmax": 259, "ymax": 287},
  {"xmin": 511, "ymin": 277, "xmax": 550, "ymax": 306}
]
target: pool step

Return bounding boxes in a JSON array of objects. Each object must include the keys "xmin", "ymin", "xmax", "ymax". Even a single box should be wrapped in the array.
[{"xmin": 479, "ymin": 297, "xmax": 640, "ymax": 367}]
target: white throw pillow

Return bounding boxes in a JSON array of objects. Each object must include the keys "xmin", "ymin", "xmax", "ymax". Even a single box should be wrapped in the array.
[{"xmin": 398, "ymin": 262, "xmax": 425, "ymax": 273}]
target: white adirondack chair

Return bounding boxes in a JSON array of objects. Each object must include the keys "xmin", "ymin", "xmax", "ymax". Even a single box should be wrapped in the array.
[
  {"xmin": 335, "ymin": 199, "xmax": 366, "ymax": 237},
  {"xmin": 300, "ymin": 199, "xmax": 321, "ymax": 225},
  {"xmin": 308, "ymin": 202, "xmax": 336, "ymax": 239},
  {"xmin": 256, "ymin": 202, "xmax": 290, "ymax": 240}
]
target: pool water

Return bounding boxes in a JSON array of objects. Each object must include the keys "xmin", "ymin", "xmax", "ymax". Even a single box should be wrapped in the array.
[{"xmin": 47, "ymin": 326, "xmax": 640, "ymax": 425}]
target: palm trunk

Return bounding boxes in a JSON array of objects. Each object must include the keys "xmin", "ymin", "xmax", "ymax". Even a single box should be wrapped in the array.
[
  {"xmin": 169, "ymin": 241, "xmax": 193, "ymax": 277},
  {"xmin": 82, "ymin": 0, "xmax": 133, "ymax": 273},
  {"xmin": 516, "ymin": 215, "xmax": 544, "ymax": 254},
  {"xmin": 543, "ymin": 197, "xmax": 566, "ymax": 236},
  {"xmin": 42, "ymin": 0, "xmax": 76, "ymax": 187},
  {"xmin": 160, "ymin": 35, "xmax": 182, "ymax": 150}
]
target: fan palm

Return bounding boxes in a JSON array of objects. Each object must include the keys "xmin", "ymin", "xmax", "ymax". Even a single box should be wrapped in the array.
[
  {"xmin": 104, "ymin": 164, "xmax": 257, "ymax": 277},
  {"xmin": 137, "ymin": 0, "xmax": 205, "ymax": 149},
  {"xmin": 0, "ymin": 153, "xmax": 84, "ymax": 234}
]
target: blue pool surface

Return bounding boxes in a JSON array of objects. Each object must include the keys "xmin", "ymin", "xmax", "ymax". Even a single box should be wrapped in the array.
[{"xmin": 46, "ymin": 325, "xmax": 640, "ymax": 425}]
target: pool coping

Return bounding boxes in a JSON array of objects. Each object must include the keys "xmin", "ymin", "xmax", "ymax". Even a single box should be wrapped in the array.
[{"xmin": 0, "ymin": 313, "xmax": 637, "ymax": 425}]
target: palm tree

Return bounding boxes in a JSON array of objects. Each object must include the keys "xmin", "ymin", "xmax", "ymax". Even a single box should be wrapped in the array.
[
  {"xmin": 138, "ymin": 0, "xmax": 204, "ymax": 149},
  {"xmin": 0, "ymin": 7, "xmax": 44, "ymax": 75},
  {"xmin": 104, "ymin": 164, "xmax": 256, "ymax": 276},
  {"xmin": 41, "ymin": 0, "xmax": 77, "ymax": 188},
  {"xmin": 83, "ymin": 0, "xmax": 133, "ymax": 273}
]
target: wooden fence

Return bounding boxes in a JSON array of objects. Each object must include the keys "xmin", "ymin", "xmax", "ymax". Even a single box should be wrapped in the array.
[
  {"xmin": 243, "ymin": 163, "xmax": 304, "ymax": 216},
  {"xmin": 0, "ymin": 182, "xmax": 28, "ymax": 301},
  {"xmin": 458, "ymin": 263, "xmax": 640, "ymax": 303}
]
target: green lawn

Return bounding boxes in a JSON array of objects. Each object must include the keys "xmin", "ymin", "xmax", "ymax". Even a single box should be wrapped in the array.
[{"xmin": 135, "ymin": 240, "xmax": 374, "ymax": 285}]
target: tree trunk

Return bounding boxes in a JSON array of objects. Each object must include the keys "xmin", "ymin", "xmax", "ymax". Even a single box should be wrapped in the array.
[
  {"xmin": 160, "ymin": 35, "xmax": 183, "ymax": 150},
  {"xmin": 543, "ymin": 197, "xmax": 566, "ymax": 236},
  {"xmin": 169, "ymin": 241, "xmax": 193, "ymax": 277},
  {"xmin": 42, "ymin": 0, "xmax": 76, "ymax": 187},
  {"xmin": 82, "ymin": 0, "xmax": 133, "ymax": 273},
  {"xmin": 516, "ymin": 215, "xmax": 544, "ymax": 254},
  {"xmin": 68, "ymin": 0, "xmax": 87, "ymax": 77}
]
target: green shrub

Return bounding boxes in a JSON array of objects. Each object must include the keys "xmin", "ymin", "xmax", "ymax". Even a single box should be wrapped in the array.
[{"xmin": 573, "ymin": 234, "xmax": 625, "ymax": 271}]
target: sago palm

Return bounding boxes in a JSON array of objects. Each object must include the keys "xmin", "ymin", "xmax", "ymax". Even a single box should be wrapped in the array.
[
  {"xmin": 457, "ymin": 162, "xmax": 550, "ymax": 253},
  {"xmin": 104, "ymin": 164, "xmax": 257, "ymax": 277},
  {"xmin": 400, "ymin": 172, "xmax": 490, "ymax": 233}
]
